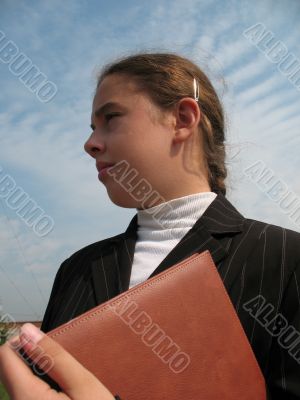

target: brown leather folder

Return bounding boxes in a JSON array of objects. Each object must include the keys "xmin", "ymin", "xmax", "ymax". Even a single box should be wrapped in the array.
[{"xmin": 47, "ymin": 250, "xmax": 266, "ymax": 399}]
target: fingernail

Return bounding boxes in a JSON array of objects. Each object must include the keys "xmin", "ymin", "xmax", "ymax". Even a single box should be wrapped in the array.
[
  {"xmin": 20, "ymin": 323, "xmax": 44, "ymax": 345},
  {"xmin": 8, "ymin": 336, "xmax": 21, "ymax": 350}
]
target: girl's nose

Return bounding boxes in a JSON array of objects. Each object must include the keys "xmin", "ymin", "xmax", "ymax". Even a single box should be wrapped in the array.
[{"xmin": 84, "ymin": 133, "xmax": 106, "ymax": 159}]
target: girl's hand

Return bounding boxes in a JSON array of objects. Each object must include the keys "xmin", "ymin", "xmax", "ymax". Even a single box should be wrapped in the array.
[{"xmin": 0, "ymin": 323, "xmax": 115, "ymax": 400}]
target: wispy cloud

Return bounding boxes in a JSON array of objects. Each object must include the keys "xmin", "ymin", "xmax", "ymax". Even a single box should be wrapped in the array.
[{"xmin": 0, "ymin": 0, "xmax": 299, "ymax": 320}]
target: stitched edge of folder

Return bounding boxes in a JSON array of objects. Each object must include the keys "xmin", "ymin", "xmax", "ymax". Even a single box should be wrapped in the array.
[
  {"xmin": 48, "ymin": 251, "xmax": 208, "ymax": 337},
  {"xmin": 48, "ymin": 249, "xmax": 266, "ymax": 392}
]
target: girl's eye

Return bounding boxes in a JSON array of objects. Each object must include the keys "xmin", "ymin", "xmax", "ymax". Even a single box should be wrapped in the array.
[{"xmin": 105, "ymin": 113, "xmax": 120, "ymax": 122}]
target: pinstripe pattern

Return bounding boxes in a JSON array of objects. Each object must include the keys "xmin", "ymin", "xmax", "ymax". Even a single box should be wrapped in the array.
[
  {"xmin": 249, "ymin": 224, "xmax": 268, "ymax": 344},
  {"xmin": 235, "ymin": 261, "xmax": 246, "ymax": 314},
  {"xmin": 100, "ymin": 253, "xmax": 110, "ymax": 300},
  {"xmin": 41, "ymin": 194, "xmax": 300, "ymax": 399},
  {"xmin": 295, "ymin": 271, "xmax": 300, "ymax": 307}
]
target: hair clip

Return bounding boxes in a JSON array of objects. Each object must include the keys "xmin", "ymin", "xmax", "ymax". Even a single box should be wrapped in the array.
[{"xmin": 193, "ymin": 77, "xmax": 199, "ymax": 102}]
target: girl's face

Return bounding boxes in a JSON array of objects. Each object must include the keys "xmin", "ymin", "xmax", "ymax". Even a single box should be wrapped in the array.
[{"xmin": 84, "ymin": 73, "xmax": 176, "ymax": 209}]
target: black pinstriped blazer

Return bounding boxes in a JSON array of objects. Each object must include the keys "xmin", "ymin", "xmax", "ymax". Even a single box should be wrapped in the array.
[{"xmin": 41, "ymin": 194, "xmax": 300, "ymax": 399}]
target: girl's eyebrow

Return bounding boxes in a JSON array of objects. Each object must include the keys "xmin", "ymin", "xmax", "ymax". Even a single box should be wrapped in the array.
[{"xmin": 93, "ymin": 101, "xmax": 126, "ymax": 118}]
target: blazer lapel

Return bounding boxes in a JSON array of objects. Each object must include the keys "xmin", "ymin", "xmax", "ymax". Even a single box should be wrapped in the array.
[
  {"xmin": 116, "ymin": 215, "xmax": 138, "ymax": 293},
  {"xmin": 148, "ymin": 194, "xmax": 245, "ymax": 279},
  {"xmin": 90, "ymin": 214, "xmax": 138, "ymax": 305},
  {"xmin": 147, "ymin": 223, "xmax": 228, "ymax": 279},
  {"xmin": 90, "ymin": 243, "xmax": 119, "ymax": 305},
  {"xmin": 90, "ymin": 194, "xmax": 247, "ymax": 305}
]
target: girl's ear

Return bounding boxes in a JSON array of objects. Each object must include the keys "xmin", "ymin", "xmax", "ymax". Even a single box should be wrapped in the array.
[{"xmin": 173, "ymin": 98, "xmax": 201, "ymax": 144}]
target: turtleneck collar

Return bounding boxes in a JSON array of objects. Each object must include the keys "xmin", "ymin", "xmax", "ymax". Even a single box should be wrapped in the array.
[{"xmin": 136, "ymin": 192, "xmax": 217, "ymax": 231}]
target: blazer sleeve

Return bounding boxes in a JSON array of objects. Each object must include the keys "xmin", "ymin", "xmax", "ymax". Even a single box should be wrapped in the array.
[{"xmin": 266, "ymin": 261, "xmax": 300, "ymax": 399}]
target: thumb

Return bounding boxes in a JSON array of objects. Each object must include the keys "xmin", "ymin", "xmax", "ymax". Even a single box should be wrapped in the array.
[{"xmin": 20, "ymin": 323, "xmax": 114, "ymax": 400}]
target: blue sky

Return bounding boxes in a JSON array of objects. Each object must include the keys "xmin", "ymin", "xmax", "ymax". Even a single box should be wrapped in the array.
[{"xmin": 0, "ymin": 0, "xmax": 299, "ymax": 321}]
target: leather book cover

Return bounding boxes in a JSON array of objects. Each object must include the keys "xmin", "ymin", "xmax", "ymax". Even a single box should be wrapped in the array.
[{"xmin": 47, "ymin": 250, "xmax": 266, "ymax": 399}]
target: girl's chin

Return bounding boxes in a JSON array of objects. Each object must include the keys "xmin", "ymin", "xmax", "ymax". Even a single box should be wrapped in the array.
[{"xmin": 106, "ymin": 190, "xmax": 139, "ymax": 209}]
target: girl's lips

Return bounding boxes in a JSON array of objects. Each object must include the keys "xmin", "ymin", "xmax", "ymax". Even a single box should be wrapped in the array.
[
  {"xmin": 96, "ymin": 162, "xmax": 115, "ymax": 172},
  {"xmin": 98, "ymin": 164, "xmax": 115, "ymax": 180}
]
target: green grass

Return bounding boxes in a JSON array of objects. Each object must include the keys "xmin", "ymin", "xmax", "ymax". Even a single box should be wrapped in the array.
[{"xmin": 0, "ymin": 383, "xmax": 9, "ymax": 400}]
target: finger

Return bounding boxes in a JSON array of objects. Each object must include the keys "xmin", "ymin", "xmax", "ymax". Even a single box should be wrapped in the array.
[
  {"xmin": 0, "ymin": 337, "xmax": 52, "ymax": 400},
  {"xmin": 21, "ymin": 323, "xmax": 114, "ymax": 400}
]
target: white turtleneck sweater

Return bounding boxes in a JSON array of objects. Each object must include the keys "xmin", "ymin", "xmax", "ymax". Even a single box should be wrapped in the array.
[{"xmin": 129, "ymin": 191, "xmax": 217, "ymax": 289}]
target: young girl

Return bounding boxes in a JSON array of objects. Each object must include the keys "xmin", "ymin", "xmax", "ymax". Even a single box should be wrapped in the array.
[{"xmin": 0, "ymin": 52, "xmax": 299, "ymax": 400}]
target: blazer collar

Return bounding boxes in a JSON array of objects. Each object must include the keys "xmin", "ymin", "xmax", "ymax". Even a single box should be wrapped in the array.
[
  {"xmin": 91, "ymin": 194, "xmax": 245, "ymax": 304},
  {"xmin": 134, "ymin": 194, "xmax": 244, "ymax": 278}
]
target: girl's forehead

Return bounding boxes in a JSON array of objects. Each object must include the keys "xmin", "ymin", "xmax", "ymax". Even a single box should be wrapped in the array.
[
  {"xmin": 96, "ymin": 74, "xmax": 139, "ymax": 98},
  {"xmin": 93, "ymin": 74, "xmax": 147, "ymax": 110}
]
